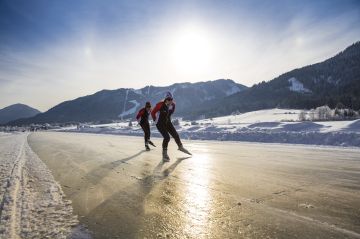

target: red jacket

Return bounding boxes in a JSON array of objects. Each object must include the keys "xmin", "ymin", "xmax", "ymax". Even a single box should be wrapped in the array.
[
  {"xmin": 136, "ymin": 107, "xmax": 151, "ymax": 124},
  {"xmin": 151, "ymin": 101, "xmax": 175, "ymax": 125}
]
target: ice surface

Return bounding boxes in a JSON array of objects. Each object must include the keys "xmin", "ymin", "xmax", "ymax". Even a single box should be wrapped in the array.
[{"xmin": 27, "ymin": 132, "xmax": 360, "ymax": 238}]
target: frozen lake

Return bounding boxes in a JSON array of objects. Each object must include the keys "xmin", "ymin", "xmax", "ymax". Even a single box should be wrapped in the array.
[{"xmin": 2, "ymin": 132, "xmax": 360, "ymax": 238}]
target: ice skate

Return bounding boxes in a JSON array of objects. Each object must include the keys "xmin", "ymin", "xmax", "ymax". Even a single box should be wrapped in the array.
[
  {"xmin": 178, "ymin": 145, "xmax": 192, "ymax": 155},
  {"xmin": 162, "ymin": 149, "xmax": 170, "ymax": 162}
]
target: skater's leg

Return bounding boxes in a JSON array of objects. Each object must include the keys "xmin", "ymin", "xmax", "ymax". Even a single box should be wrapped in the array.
[
  {"xmin": 140, "ymin": 123, "xmax": 147, "ymax": 144},
  {"xmin": 141, "ymin": 123, "xmax": 150, "ymax": 150},
  {"xmin": 167, "ymin": 122, "xmax": 192, "ymax": 155},
  {"xmin": 156, "ymin": 123, "xmax": 170, "ymax": 161},
  {"xmin": 143, "ymin": 123, "xmax": 155, "ymax": 147},
  {"xmin": 147, "ymin": 123, "xmax": 151, "ymax": 142},
  {"xmin": 156, "ymin": 123, "xmax": 170, "ymax": 149},
  {"xmin": 144, "ymin": 122, "xmax": 150, "ymax": 142},
  {"xmin": 167, "ymin": 122, "xmax": 182, "ymax": 147}
]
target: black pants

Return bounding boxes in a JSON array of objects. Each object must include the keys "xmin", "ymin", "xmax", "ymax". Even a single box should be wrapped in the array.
[
  {"xmin": 140, "ymin": 122, "xmax": 150, "ymax": 144},
  {"xmin": 156, "ymin": 122, "xmax": 182, "ymax": 149}
]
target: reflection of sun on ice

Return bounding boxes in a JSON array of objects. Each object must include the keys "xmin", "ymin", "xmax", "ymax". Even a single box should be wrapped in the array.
[
  {"xmin": 182, "ymin": 154, "xmax": 212, "ymax": 237},
  {"xmin": 171, "ymin": 26, "xmax": 214, "ymax": 74}
]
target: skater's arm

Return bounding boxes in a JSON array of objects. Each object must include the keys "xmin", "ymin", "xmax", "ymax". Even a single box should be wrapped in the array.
[
  {"xmin": 169, "ymin": 102, "xmax": 176, "ymax": 116},
  {"xmin": 151, "ymin": 102, "xmax": 162, "ymax": 121},
  {"xmin": 136, "ymin": 108, "xmax": 144, "ymax": 122}
]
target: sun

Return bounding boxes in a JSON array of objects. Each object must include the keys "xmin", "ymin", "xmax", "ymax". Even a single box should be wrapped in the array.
[{"xmin": 171, "ymin": 26, "xmax": 214, "ymax": 74}]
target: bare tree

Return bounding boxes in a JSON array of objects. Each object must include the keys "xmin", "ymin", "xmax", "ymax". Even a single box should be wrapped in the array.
[
  {"xmin": 298, "ymin": 110, "xmax": 307, "ymax": 121},
  {"xmin": 315, "ymin": 105, "xmax": 332, "ymax": 120},
  {"xmin": 309, "ymin": 109, "xmax": 316, "ymax": 121}
]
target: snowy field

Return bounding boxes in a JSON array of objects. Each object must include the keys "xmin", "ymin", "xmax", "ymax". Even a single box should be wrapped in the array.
[
  {"xmin": 61, "ymin": 109, "xmax": 360, "ymax": 147},
  {"xmin": 0, "ymin": 133, "xmax": 90, "ymax": 238}
]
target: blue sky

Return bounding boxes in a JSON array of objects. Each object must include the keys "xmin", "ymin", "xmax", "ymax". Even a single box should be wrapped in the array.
[{"xmin": 1, "ymin": 0, "xmax": 359, "ymax": 111}]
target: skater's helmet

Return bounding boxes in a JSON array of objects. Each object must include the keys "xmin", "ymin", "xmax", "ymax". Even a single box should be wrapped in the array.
[
  {"xmin": 164, "ymin": 92, "xmax": 173, "ymax": 101},
  {"xmin": 145, "ymin": 101, "xmax": 151, "ymax": 108}
]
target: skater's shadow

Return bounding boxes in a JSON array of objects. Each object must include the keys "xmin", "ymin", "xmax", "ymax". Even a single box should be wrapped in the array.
[
  {"xmin": 153, "ymin": 160, "xmax": 165, "ymax": 175},
  {"xmin": 162, "ymin": 157, "xmax": 190, "ymax": 177},
  {"xmin": 147, "ymin": 156, "xmax": 190, "ymax": 182},
  {"xmin": 111, "ymin": 150, "xmax": 147, "ymax": 167},
  {"xmin": 84, "ymin": 156, "xmax": 190, "ymax": 237},
  {"xmin": 83, "ymin": 150, "xmax": 146, "ymax": 185}
]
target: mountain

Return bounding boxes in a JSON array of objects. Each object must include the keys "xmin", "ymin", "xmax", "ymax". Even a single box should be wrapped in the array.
[
  {"xmin": 7, "ymin": 41, "xmax": 360, "ymax": 124},
  {"xmin": 0, "ymin": 104, "xmax": 41, "ymax": 124},
  {"xmin": 185, "ymin": 41, "xmax": 360, "ymax": 119},
  {"xmin": 8, "ymin": 79, "xmax": 247, "ymax": 125}
]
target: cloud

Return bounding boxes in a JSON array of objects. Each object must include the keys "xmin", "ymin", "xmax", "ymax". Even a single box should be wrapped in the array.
[{"xmin": 0, "ymin": 0, "xmax": 359, "ymax": 111}]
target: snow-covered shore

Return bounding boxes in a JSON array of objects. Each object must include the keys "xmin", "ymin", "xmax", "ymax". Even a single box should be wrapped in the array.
[
  {"xmin": 0, "ymin": 133, "xmax": 89, "ymax": 238},
  {"xmin": 60, "ymin": 109, "xmax": 360, "ymax": 147}
]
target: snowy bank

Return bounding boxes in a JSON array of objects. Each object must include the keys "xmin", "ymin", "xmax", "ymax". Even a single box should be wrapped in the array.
[
  {"xmin": 58, "ymin": 109, "xmax": 360, "ymax": 148},
  {"xmin": 61, "ymin": 126, "xmax": 360, "ymax": 147},
  {"xmin": 0, "ymin": 133, "xmax": 91, "ymax": 238}
]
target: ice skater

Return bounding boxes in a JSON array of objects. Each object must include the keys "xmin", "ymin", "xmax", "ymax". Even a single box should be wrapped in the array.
[
  {"xmin": 136, "ymin": 101, "xmax": 156, "ymax": 151},
  {"xmin": 151, "ymin": 92, "xmax": 191, "ymax": 161}
]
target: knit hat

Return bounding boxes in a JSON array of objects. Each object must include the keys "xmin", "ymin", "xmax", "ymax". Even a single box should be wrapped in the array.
[
  {"xmin": 145, "ymin": 101, "xmax": 151, "ymax": 107},
  {"xmin": 165, "ymin": 91, "xmax": 173, "ymax": 100}
]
